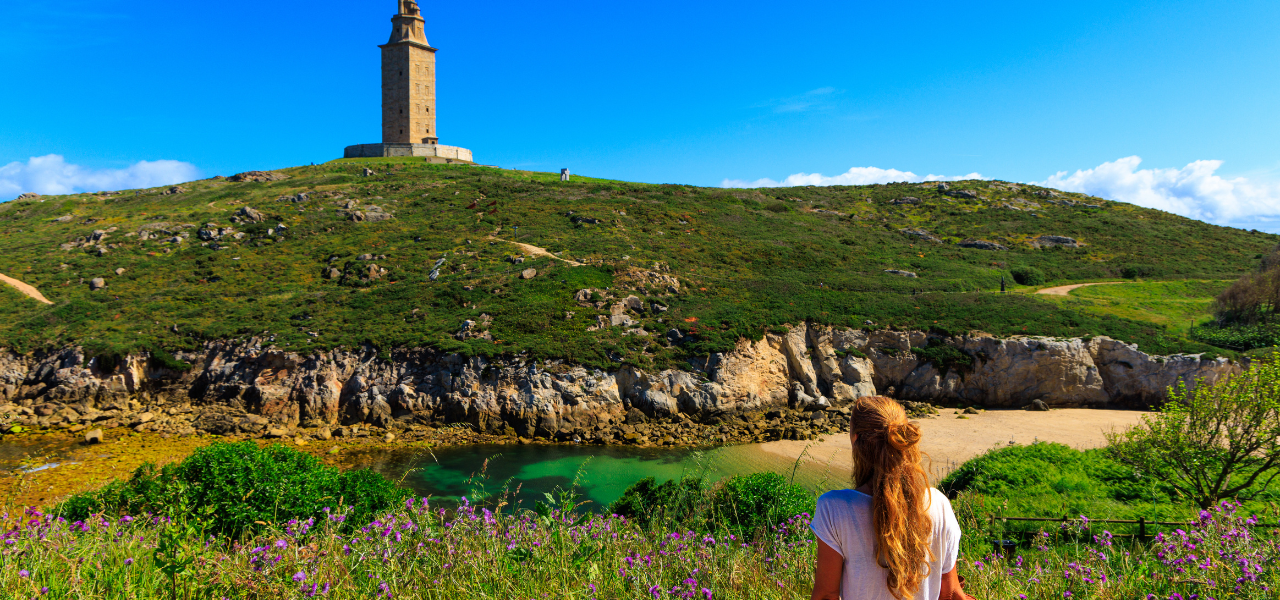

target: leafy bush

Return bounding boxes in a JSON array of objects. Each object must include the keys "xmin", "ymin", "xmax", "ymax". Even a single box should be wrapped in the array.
[
  {"xmin": 910, "ymin": 338, "xmax": 974, "ymax": 375},
  {"xmin": 1121, "ymin": 264, "xmax": 1158, "ymax": 279},
  {"xmin": 1108, "ymin": 362, "xmax": 1280, "ymax": 508},
  {"xmin": 1212, "ymin": 243, "xmax": 1280, "ymax": 325},
  {"xmin": 708, "ymin": 472, "xmax": 814, "ymax": 537},
  {"xmin": 764, "ymin": 202, "xmax": 790, "ymax": 213},
  {"xmin": 607, "ymin": 477, "xmax": 706, "ymax": 529},
  {"xmin": 1009, "ymin": 266, "xmax": 1046, "ymax": 286},
  {"xmin": 57, "ymin": 442, "xmax": 409, "ymax": 537},
  {"xmin": 609, "ymin": 472, "xmax": 814, "ymax": 536},
  {"xmin": 1244, "ymin": 346, "xmax": 1280, "ymax": 362},
  {"xmin": 1190, "ymin": 323, "xmax": 1280, "ymax": 350},
  {"xmin": 941, "ymin": 442, "xmax": 1175, "ymax": 507},
  {"xmin": 148, "ymin": 346, "xmax": 192, "ymax": 371}
]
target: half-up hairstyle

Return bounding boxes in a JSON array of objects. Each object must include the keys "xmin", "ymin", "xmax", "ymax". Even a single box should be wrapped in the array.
[{"xmin": 850, "ymin": 396, "xmax": 934, "ymax": 600}]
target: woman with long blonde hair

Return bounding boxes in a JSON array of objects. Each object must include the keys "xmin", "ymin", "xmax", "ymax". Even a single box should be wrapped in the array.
[{"xmin": 811, "ymin": 396, "xmax": 968, "ymax": 600}]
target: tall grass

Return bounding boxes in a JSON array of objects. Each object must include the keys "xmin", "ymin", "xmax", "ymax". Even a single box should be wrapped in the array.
[
  {"xmin": 5, "ymin": 440, "xmax": 1280, "ymax": 598},
  {"xmin": 4, "ymin": 492, "xmax": 1279, "ymax": 599},
  {"xmin": 954, "ymin": 501, "xmax": 1280, "ymax": 599},
  {"xmin": 1, "ymin": 497, "xmax": 818, "ymax": 599}
]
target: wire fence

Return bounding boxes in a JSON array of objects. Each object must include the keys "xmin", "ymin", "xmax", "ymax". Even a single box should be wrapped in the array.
[
  {"xmin": 989, "ymin": 514, "xmax": 1280, "ymax": 542},
  {"xmin": 974, "ymin": 513, "xmax": 1280, "ymax": 558}
]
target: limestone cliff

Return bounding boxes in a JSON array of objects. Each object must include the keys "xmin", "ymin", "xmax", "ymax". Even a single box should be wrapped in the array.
[{"xmin": 0, "ymin": 324, "xmax": 1237, "ymax": 439}]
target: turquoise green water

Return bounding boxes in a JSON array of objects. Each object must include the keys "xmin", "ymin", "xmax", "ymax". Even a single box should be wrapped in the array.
[{"xmin": 349, "ymin": 443, "xmax": 852, "ymax": 510}]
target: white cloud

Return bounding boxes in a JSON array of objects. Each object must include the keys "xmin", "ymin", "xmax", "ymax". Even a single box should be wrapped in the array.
[
  {"xmin": 720, "ymin": 156, "xmax": 1280, "ymax": 232},
  {"xmin": 773, "ymin": 87, "xmax": 838, "ymax": 114},
  {"xmin": 0, "ymin": 154, "xmax": 201, "ymax": 200},
  {"xmin": 1035, "ymin": 156, "xmax": 1280, "ymax": 231},
  {"xmin": 721, "ymin": 166, "xmax": 985, "ymax": 189}
]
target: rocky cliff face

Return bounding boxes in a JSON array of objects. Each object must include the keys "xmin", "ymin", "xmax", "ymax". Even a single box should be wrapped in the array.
[{"xmin": 0, "ymin": 324, "xmax": 1237, "ymax": 440}]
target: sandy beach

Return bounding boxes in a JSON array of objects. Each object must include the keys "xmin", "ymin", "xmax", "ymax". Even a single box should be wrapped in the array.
[{"xmin": 753, "ymin": 408, "xmax": 1148, "ymax": 484}]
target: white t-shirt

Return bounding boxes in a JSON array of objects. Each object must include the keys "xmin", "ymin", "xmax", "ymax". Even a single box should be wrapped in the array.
[{"xmin": 811, "ymin": 488, "xmax": 961, "ymax": 600}]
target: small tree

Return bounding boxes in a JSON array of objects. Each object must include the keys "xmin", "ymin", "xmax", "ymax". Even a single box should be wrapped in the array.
[
  {"xmin": 1213, "ymin": 241, "xmax": 1280, "ymax": 325},
  {"xmin": 1107, "ymin": 362, "xmax": 1280, "ymax": 508}
]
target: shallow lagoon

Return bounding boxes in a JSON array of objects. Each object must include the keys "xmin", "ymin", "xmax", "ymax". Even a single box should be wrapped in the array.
[{"xmin": 343, "ymin": 441, "xmax": 853, "ymax": 510}]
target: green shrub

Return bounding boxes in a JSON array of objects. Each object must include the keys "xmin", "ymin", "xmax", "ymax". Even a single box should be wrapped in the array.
[
  {"xmin": 608, "ymin": 477, "xmax": 706, "ymax": 529},
  {"xmin": 1121, "ymin": 264, "xmax": 1158, "ymax": 279},
  {"xmin": 148, "ymin": 346, "xmax": 192, "ymax": 371},
  {"xmin": 57, "ymin": 442, "xmax": 409, "ymax": 537},
  {"xmin": 938, "ymin": 442, "xmax": 1197, "ymax": 528},
  {"xmin": 1009, "ymin": 266, "xmax": 1046, "ymax": 286},
  {"xmin": 911, "ymin": 338, "xmax": 974, "ymax": 375},
  {"xmin": 56, "ymin": 463, "xmax": 182, "ymax": 522},
  {"xmin": 1108, "ymin": 362, "xmax": 1280, "ymax": 508},
  {"xmin": 609, "ymin": 472, "xmax": 813, "ymax": 536},
  {"xmin": 1244, "ymin": 346, "xmax": 1280, "ymax": 362},
  {"xmin": 708, "ymin": 472, "xmax": 814, "ymax": 537},
  {"xmin": 764, "ymin": 202, "xmax": 790, "ymax": 213},
  {"xmin": 1191, "ymin": 323, "xmax": 1280, "ymax": 351}
]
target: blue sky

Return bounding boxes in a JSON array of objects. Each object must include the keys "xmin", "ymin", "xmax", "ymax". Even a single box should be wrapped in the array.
[{"xmin": 3, "ymin": 0, "xmax": 1280, "ymax": 229}]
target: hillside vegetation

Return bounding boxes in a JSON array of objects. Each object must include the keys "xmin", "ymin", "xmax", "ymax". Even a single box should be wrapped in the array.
[
  {"xmin": 1037, "ymin": 280, "xmax": 1229, "ymax": 336},
  {"xmin": 0, "ymin": 160, "xmax": 1273, "ymax": 369}
]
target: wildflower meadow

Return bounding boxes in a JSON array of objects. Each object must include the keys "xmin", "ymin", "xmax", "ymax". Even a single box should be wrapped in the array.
[{"xmin": 2, "ymin": 492, "xmax": 1278, "ymax": 599}]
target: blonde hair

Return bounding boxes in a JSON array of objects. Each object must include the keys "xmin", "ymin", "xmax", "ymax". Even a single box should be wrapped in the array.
[{"xmin": 850, "ymin": 396, "xmax": 934, "ymax": 600}]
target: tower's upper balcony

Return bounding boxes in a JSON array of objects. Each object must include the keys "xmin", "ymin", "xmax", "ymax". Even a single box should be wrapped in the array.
[{"xmin": 388, "ymin": 0, "xmax": 428, "ymax": 45}]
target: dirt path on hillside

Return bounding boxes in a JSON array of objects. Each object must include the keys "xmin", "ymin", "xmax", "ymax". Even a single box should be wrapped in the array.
[
  {"xmin": 755, "ymin": 408, "xmax": 1146, "ymax": 483},
  {"xmin": 0, "ymin": 273, "xmax": 53, "ymax": 305},
  {"xmin": 1036, "ymin": 282, "xmax": 1125, "ymax": 296},
  {"xmin": 488, "ymin": 236, "xmax": 584, "ymax": 266}
]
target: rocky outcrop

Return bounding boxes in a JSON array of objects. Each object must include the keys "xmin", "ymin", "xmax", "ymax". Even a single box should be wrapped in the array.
[
  {"xmin": 349, "ymin": 205, "xmax": 393, "ymax": 223},
  {"xmin": 959, "ymin": 239, "xmax": 1009, "ymax": 251},
  {"xmin": 900, "ymin": 228, "xmax": 942, "ymax": 244},
  {"xmin": 229, "ymin": 171, "xmax": 289, "ymax": 183},
  {"xmin": 1034, "ymin": 235, "xmax": 1080, "ymax": 248},
  {"xmin": 0, "ymin": 324, "xmax": 1238, "ymax": 441}
]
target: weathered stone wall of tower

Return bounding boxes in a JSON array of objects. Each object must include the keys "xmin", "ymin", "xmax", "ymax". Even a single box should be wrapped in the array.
[
  {"xmin": 382, "ymin": 44, "xmax": 437, "ymax": 145},
  {"xmin": 347, "ymin": 0, "xmax": 467, "ymax": 160}
]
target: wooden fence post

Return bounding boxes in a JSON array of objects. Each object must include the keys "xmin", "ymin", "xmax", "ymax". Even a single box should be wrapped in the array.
[{"xmin": 1138, "ymin": 517, "xmax": 1146, "ymax": 543}]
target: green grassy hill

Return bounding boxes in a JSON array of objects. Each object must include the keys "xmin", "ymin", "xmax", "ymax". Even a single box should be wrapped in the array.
[
  {"xmin": 0, "ymin": 160, "xmax": 1273, "ymax": 369},
  {"xmin": 1035, "ymin": 280, "xmax": 1230, "ymax": 336}
]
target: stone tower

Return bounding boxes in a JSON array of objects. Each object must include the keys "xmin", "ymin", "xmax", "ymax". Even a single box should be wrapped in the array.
[
  {"xmin": 382, "ymin": 0, "xmax": 436, "ymax": 145},
  {"xmin": 344, "ymin": 1, "xmax": 473, "ymax": 162}
]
